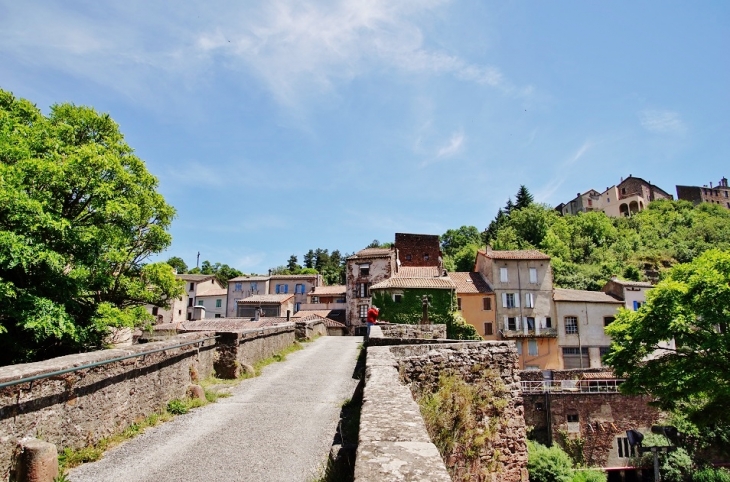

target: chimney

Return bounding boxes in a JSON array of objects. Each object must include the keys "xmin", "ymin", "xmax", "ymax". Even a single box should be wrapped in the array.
[
  {"xmin": 268, "ymin": 269, "xmax": 272, "ymax": 276},
  {"xmin": 254, "ymin": 307, "xmax": 261, "ymax": 321},
  {"xmin": 710, "ymin": 181, "xmax": 713, "ymax": 188}
]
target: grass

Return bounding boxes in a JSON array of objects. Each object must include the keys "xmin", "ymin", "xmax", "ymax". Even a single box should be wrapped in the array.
[{"xmin": 57, "ymin": 339, "xmax": 308, "ymax": 474}]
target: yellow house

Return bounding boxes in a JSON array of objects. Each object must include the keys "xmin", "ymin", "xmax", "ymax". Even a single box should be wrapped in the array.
[{"xmin": 448, "ymin": 272, "xmax": 496, "ymax": 340}]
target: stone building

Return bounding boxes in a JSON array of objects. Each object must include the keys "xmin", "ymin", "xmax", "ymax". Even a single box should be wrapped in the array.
[
  {"xmin": 475, "ymin": 247, "xmax": 559, "ymax": 370},
  {"xmin": 345, "ymin": 247, "xmax": 396, "ymax": 332},
  {"xmin": 394, "ymin": 232, "xmax": 442, "ymax": 268},
  {"xmin": 234, "ymin": 294, "xmax": 295, "ymax": 318},
  {"xmin": 676, "ymin": 177, "xmax": 730, "ymax": 209},
  {"xmin": 448, "ymin": 271, "xmax": 497, "ymax": 339}
]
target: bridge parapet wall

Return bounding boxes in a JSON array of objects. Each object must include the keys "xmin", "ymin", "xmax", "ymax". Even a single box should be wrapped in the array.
[
  {"xmin": 356, "ymin": 334, "xmax": 528, "ymax": 481},
  {"xmin": 0, "ymin": 332, "xmax": 216, "ymax": 481},
  {"xmin": 295, "ymin": 319, "xmax": 327, "ymax": 340}
]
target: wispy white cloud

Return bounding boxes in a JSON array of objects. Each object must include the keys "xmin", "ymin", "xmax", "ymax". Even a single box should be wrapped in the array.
[
  {"xmin": 638, "ymin": 109, "xmax": 686, "ymax": 134},
  {"xmin": 436, "ymin": 131, "xmax": 465, "ymax": 158},
  {"xmin": 534, "ymin": 139, "xmax": 594, "ymax": 202}
]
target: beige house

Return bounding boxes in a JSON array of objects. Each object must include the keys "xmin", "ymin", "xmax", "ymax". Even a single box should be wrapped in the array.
[
  {"xmin": 475, "ymin": 248, "xmax": 559, "ymax": 370},
  {"xmin": 553, "ymin": 288, "xmax": 625, "ymax": 369},
  {"xmin": 226, "ymin": 274, "xmax": 323, "ymax": 316},
  {"xmin": 448, "ymin": 272, "xmax": 496, "ymax": 340},
  {"xmin": 149, "ymin": 274, "xmax": 227, "ymax": 323},
  {"xmin": 194, "ymin": 286, "xmax": 227, "ymax": 318},
  {"xmin": 302, "ymin": 285, "xmax": 347, "ymax": 311},
  {"xmin": 602, "ymin": 277, "xmax": 652, "ymax": 311},
  {"xmin": 235, "ymin": 294, "xmax": 295, "ymax": 318}
]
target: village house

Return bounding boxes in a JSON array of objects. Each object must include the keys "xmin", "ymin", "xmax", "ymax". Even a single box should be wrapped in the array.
[
  {"xmin": 235, "ymin": 294, "xmax": 295, "ymax": 318},
  {"xmin": 345, "ymin": 247, "xmax": 397, "ymax": 332},
  {"xmin": 448, "ymin": 271, "xmax": 497, "ymax": 339},
  {"xmin": 475, "ymin": 247, "xmax": 559, "ymax": 370},
  {"xmin": 148, "ymin": 274, "xmax": 227, "ymax": 323},
  {"xmin": 553, "ymin": 288, "xmax": 625, "ymax": 369},
  {"xmin": 226, "ymin": 273, "xmax": 323, "ymax": 317},
  {"xmin": 602, "ymin": 277, "xmax": 652, "ymax": 311},
  {"xmin": 676, "ymin": 176, "xmax": 730, "ymax": 209}
]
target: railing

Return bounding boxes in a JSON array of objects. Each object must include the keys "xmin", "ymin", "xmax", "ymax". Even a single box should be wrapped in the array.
[
  {"xmin": 500, "ymin": 328, "xmax": 558, "ymax": 338},
  {"xmin": 520, "ymin": 379, "xmax": 624, "ymax": 394}
]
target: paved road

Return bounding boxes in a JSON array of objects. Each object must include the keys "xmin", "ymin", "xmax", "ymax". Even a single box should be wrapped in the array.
[{"xmin": 70, "ymin": 336, "xmax": 362, "ymax": 482}]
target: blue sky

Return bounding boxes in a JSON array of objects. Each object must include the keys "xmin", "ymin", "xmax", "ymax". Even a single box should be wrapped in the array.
[{"xmin": 1, "ymin": 1, "xmax": 728, "ymax": 274}]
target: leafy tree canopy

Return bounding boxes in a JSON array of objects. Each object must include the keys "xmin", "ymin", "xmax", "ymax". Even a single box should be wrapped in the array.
[
  {"xmin": 0, "ymin": 89, "xmax": 181, "ymax": 363},
  {"xmin": 165, "ymin": 256, "xmax": 188, "ymax": 274},
  {"xmin": 604, "ymin": 249, "xmax": 730, "ymax": 426},
  {"xmin": 189, "ymin": 260, "xmax": 243, "ymax": 286}
]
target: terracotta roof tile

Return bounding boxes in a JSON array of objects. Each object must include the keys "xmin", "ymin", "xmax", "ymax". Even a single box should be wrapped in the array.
[
  {"xmin": 348, "ymin": 248, "xmax": 393, "ymax": 260},
  {"xmin": 607, "ymin": 279, "xmax": 653, "ymax": 288},
  {"xmin": 396, "ymin": 266, "xmax": 442, "ymax": 278},
  {"xmin": 480, "ymin": 249, "xmax": 551, "ymax": 260},
  {"xmin": 370, "ymin": 277, "xmax": 455, "ymax": 290},
  {"xmin": 177, "ymin": 274, "xmax": 216, "ymax": 281},
  {"xmin": 236, "ymin": 294, "xmax": 294, "ymax": 304},
  {"xmin": 196, "ymin": 287, "xmax": 228, "ymax": 297},
  {"xmin": 553, "ymin": 288, "xmax": 623, "ymax": 303},
  {"xmin": 228, "ymin": 275, "xmax": 271, "ymax": 282},
  {"xmin": 310, "ymin": 285, "xmax": 346, "ymax": 296},
  {"xmin": 448, "ymin": 272, "xmax": 493, "ymax": 294}
]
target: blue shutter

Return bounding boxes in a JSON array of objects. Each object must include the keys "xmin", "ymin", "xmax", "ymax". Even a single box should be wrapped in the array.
[{"xmin": 633, "ymin": 301, "xmax": 639, "ymax": 311}]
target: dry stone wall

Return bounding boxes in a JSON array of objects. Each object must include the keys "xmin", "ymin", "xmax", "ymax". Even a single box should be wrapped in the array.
[{"xmin": 0, "ymin": 333, "xmax": 216, "ymax": 481}]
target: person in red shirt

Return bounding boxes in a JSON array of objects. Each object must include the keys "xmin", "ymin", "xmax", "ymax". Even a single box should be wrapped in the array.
[{"xmin": 366, "ymin": 306, "xmax": 379, "ymax": 339}]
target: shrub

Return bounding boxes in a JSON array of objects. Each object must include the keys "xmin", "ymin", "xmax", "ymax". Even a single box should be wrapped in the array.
[
  {"xmin": 166, "ymin": 399, "xmax": 188, "ymax": 415},
  {"xmin": 694, "ymin": 468, "xmax": 730, "ymax": 482},
  {"xmin": 528, "ymin": 441, "xmax": 573, "ymax": 482},
  {"xmin": 572, "ymin": 469, "xmax": 607, "ymax": 482}
]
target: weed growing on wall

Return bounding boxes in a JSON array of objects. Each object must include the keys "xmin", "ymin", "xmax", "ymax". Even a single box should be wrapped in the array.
[{"xmin": 417, "ymin": 368, "xmax": 510, "ymax": 481}]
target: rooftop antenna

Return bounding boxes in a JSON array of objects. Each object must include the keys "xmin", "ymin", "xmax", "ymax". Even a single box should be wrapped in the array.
[{"xmin": 196, "ymin": 251, "xmax": 200, "ymax": 269}]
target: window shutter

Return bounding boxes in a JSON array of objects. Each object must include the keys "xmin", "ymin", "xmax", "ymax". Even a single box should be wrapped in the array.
[
  {"xmin": 515, "ymin": 293, "xmax": 520, "ymax": 308},
  {"xmin": 502, "ymin": 293, "xmax": 507, "ymax": 307},
  {"xmin": 504, "ymin": 316, "xmax": 509, "ymax": 331}
]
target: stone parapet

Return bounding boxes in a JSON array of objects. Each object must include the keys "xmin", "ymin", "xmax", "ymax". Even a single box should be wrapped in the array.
[
  {"xmin": 0, "ymin": 333, "xmax": 216, "ymax": 481},
  {"xmin": 295, "ymin": 319, "xmax": 327, "ymax": 340}
]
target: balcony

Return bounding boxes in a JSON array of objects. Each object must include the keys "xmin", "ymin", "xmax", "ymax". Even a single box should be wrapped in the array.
[
  {"xmin": 499, "ymin": 327, "xmax": 558, "ymax": 338},
  {"xmin": 521, "ymin": 379, "xmax": 624, "ymax": 394},
  {"xmin": 298, "ymin": 302, "xmax": 347, "ymax": 311}
]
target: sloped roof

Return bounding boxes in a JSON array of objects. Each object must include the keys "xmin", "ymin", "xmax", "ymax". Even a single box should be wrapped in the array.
[
  {"xmin": 228, "ymin": 275, "xmax": 270, "ymax": 282},
  {"xmin": 195, "ymin": 287, "xmax": 228, "ymax": 297},
  {"xmin": 481, "ymin": 249, "xmax": 551, "ymax": 260},
  {"xmin": 236, "ymin": 294, "xmax": 294, "ymax": 304},
  {"xmin": 347, "ymin": 248, "xmax": 393, "ymax": 260},
  {"xmin": 553, "ymin": 288, "xmax": 623, "ymax": 304},
  {"xmin": 448, "ymin": 272, "xmax": 493, "ymax": 294},
  {"xmin": 310, "ymin": 285, "xmax": 346, "ymax": 296},
  {"xmin": 396, "ymin": 266, "xmax": 442, "ymax": 278},
  {"xmin": 293, "ymin": 309, "xmax": 347, "ymax": 324},
  {"xmin": 370, "ymin": 277, "xmax": 455, "ymax": 290},
  {"xmin": 177, "ymin": 274, "xmax": 216, "ymax": 282},
  {"xmin": 607, "ymin": 278, "xmax": 653, "ymax": 288},
  {"xmin": 269, "ymin": 274, "xmax": 319, "ymax": 280}
]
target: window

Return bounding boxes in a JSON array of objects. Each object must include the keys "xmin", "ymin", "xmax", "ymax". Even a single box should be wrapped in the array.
[
  {"xmin": 359, "ymin": 264, "xmax": 370, "ymax": 276},
  {"xmin": 515, "ymin": 340, "xmax": 522, "ymax": 355},
  {"xmin": 565, "ymin": 316, "xmax": 578, "ymax": 334},
  {"xmin": 152, "ymin": 307, "xmax": 159, "ymax": 316},
  {"xmin": 187, "ymin": 313, "xmax": 192, "ymax": 320},
  {"xmin": 617, "ymin": 437, "xmax": 636, "ymax": 458},
  {"xmin": 633, "ymin": 300, "xmax": 643, "ymax": 311},
  {"xmin": 545, "ymin": 317, "xmax": 552, "ymax": 328},
  {"xmin": 336, "ymin": 297, "xmax": 345, "ymax": 303},
  {"xmin": 357, "ymin": 282, "xmax": 369, "ymax": 298},
  {"xmin": 528, "ymin": 339, "xmax": 538, "ymax": 356},
  {"xmin": 178, "ymin": 310, "xmax": 182, "ymax": 315},
  {"xmin": 250, "ymin": 282, "xmax": 258, "ymax": 292},
  {"xmin": 189, "ymin": 283, "xmax": 194, "ymax": 291},
  {"xmin": 567, "ymin": 414, "xmax": 579, "ymax": 423},
  {"xmin": 394, "ymin": 294, "xmax": 402, "ymax": 303},
  {"xmin": 482, "ymin": 297, "xmax": 491, "ymax": 310},
  {"xmin": 188, "ymin": 298, "xmax": 193, "ymax": 307},
  {"xmin": 295, "ymin": 284, "xmax": 305, "ymax": 294},
  {"xmin": 562, "ymin": 347, "xmax": 588, "ymax": 355},
  {"xmin": 235, "ymin": 282, "xmax": 242, "ymax": 291},
  {"xmin": 503, "ymin": 293, "xmax": 516, "ymax": 308},
  {"xmin": 525, "ymin": 293, "xmax": 534, "ymax": 308},
  {"xmin": 405, "ymin": 254, "xmax": 412, "ymax": 261},
  {"xmin": 295, "ymin": 302, "xmax": 301, "ymax": 312},
  {"xmin": 214, "ymin": 314, "xmax": 221, "ymax": 318},
  {"xmin": 216, "ymin": 299, "xmax": 222, "ymax": 308},
  {"xmin": 599, "ymin": 346, "xmax": 611, "ymax": 357},
  {"xmin": 312, "ymin": 296, "xmax": 319, "ymax": 303},
  {"xmin": 604, "ymin": 316, "xmax": 615, "ymax": 327},
  {"xmin": 621, "ymin": 187, "xmax": 626, "ymax": 195},
  {"xmin": 508, "ymin": 317, "xmax": 517, "ymax": 331},
  {"xmin": 276, "ymin": 284, "xmax": 289, "ymax": 294},
  {"xmin": 529, "ymin": 268, "xmax": 538, "ymax": 284},
  {"xmin": 423, "ymin": 254, "xmax": 429, "ymax": 261},
  {"xmin": 500, "ymin": 267, "xmax": 509, "ymax": 282},
  {"xmin": 526, "ymin": 317, "xmax": 535, "ymax": 330},
  {"xmin": 535, "ymin": 402, "xmax": 544, "ymax": 411},
  {"xmin": 359, "ymin": 304, "xmax": 368, "ymax": 320},
  {"xmin": 484, "ymin": 322, "xmax": 493, "ymax": 335},
  {"xmin": 457, "ymin": 298, "xmax": 462, "ymax": 310},
  {"xmin": 197, "ymin": 300, "xmax": 204, "ymax": 306}
]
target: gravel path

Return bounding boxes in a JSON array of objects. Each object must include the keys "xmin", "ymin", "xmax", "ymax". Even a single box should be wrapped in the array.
[{"xmin": 69, "ymin": 336, "xmax": 363, "ymax": 482}]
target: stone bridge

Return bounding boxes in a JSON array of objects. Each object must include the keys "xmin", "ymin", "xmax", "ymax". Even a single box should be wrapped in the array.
[{"xmin": 1, "ymin": 321, "xmax": 529, "ymax": 482}]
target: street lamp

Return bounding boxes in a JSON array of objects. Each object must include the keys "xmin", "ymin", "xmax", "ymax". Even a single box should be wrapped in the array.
[{"xmin": 626, "ymin": 426, "xmax": 680, "ymax": 482}]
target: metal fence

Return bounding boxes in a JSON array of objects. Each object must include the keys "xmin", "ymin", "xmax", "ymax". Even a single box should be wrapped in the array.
[{"xmin": 520, "ymin": 379, "xmax": 624, "ymax": 394}]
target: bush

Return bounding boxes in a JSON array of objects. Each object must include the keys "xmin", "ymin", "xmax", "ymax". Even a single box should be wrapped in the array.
[
  {"xmin": 572, "ymin": 469, "xmax": 607, "ymax": 482},
  {"xmin": 166, "ymin": 399, "xmax": 188, "ymax": 415},
  {"xmin": 694, "ymin": 468, "xmax": 730, "ymax": 482},
  {"xmin": 528, "ymin": 441, "xmax": 573, "ymax": 482}
]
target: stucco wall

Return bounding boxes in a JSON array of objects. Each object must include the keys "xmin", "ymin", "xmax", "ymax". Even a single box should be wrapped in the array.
[
  {"xmin": 457, "ymin": 292, "xmax": 497, "ymax": 339},
  {"xmin": 0, "ymin": 333, "xmax": 216, "ymax": 480},
  {"xmin": 555, "ymin": 300, "xmax": 622, "ymax": 368}
]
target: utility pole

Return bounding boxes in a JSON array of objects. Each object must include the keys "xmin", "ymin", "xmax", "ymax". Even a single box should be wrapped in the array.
[{"xmin": 196, "ymin": 251, "xmax": 200, "ymax": 269}]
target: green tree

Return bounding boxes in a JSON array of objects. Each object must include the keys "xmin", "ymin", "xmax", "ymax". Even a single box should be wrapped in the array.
[
  {"xmin": 303, "ymin": 249, "xmax": 315, "ymax": 269},
  {"xmin": 440, "ymin": 226, "xmax": 482, "ymax": 258},
  {"xmin": 165, "ymin": 256, "xmax": 188, "ymax": 274},
  {"xmin": 0, "ymin": 89, "xmax": 181, "ymax": 363},
  {"xmin": 515, "ymin": 184, "xmax": 534, "ymax": 210},
  {"xmin": 286, "ymin": 255, "xmax": 301, "ymax": 273},
  {"xmin": 527, "ymin": 441, "xmax": 573, "ymax": 482},
  {"xmin": 604, "ymin": 249, "xmax": 730, "ymax": 426},
  {"xmin": 194, "ymin": 260, "xmax": 243, "ymax": 286}
]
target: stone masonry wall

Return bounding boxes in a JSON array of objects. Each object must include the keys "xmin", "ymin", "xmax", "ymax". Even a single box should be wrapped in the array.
[
  {"xmin": 0, "ymin": 333, "xmax": 216, "ymax": 481},
  {"xmin": 394, "ymin": 342, "xmax": 528, "ymax": 482},
  {"xmin": 380, "ymin": 324, "xmax": 447, "ymax": 339},
  {"xmin": 295, "ymin": 319, "xmax": 327, "ymax": 340},
  {"xmin": 205, "ymin": 326, "xmax": 297, "ymax": 379}
]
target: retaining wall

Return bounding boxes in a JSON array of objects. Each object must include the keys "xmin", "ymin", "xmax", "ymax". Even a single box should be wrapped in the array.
[
  {"xmin": 0, "ymin": 333, "xmax": 215, "ymax": 481},
  {"xmin": 212, "ymin": 325, "xmax": 297, "ymax": 378}
]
